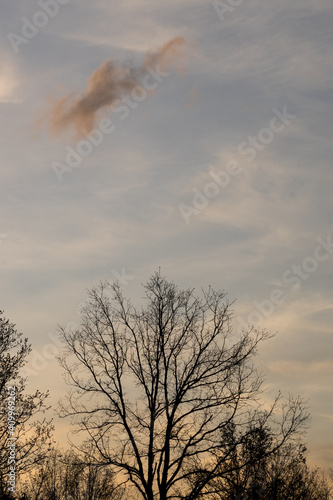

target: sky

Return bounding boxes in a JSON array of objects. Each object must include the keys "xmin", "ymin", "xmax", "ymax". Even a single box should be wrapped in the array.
[{"xmin": 0, "ymin": 0, "xmax": 332, "ymax": 470}]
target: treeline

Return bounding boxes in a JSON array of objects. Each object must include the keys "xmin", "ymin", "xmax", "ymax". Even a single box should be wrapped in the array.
[
  {"xmin": 0, "ymin": 273, "xmax": 332, "ymax": 499},
  {"xmin": 15, "ymin": 446, "xmax": 122, "ymax": 500},
  {"xmin": 10, "ymin": 441, "xmax": 333, "ymax": 500}
]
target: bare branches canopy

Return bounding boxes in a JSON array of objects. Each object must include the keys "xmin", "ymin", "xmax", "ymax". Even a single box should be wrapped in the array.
[
  {"xmin": 58, "ymin": 271, "xmax": 309, "ymax": 499},
  {"xmin": 0, "ymin": 312, "xmax": 53, "ymax": 496}
]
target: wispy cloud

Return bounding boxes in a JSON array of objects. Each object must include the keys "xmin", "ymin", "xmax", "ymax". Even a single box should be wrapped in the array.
[{"xmin": 41, "ymin": 37, "xmax": 187, "ymax": 138}]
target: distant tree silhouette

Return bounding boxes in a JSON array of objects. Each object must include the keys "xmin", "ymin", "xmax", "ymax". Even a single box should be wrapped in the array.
[
  {"xmin": 57, "ymin": 271, "xmax": 309, "ymax": 499},
  {"xmin": 198, "ymin": 419, "xmax": 332, "ymax": 499},
  {"xmin": 0, "ymin": 311, "xmax": 53, "ymax": 497},
  {"xmin": 19, "ymin": 444, "xmax": 123, "ymax": 500}
]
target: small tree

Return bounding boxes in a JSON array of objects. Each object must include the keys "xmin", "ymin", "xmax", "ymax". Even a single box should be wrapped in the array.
[
  {"xmin": 20, "ymin": 445, "xmax": 122, "ymax": 500},
  {"xmin": 206, "ymin": 424, "xmax": 332, "ymax": 499},
  {"xmin": 58, "ymin": 271, "xmax": 308, "ymax": 499},
  {"xmin": 0, "ymin": 311, "xmax": 53, "ymax": 497}
]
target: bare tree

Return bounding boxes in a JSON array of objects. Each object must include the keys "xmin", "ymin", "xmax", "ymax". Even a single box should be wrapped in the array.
[
  {"xmin": 19, "ymin": 444, "xmax": 122, "ymax": 500},
  {"xmin": 58, "ymin": 271, "xmax": 308, "ymax": 499},
  {"xmin": 200, "ymin": 420, "xmax": 332, "ymax": 499},
  {"xmin": 0, "ymin": 311, "xmax": 53, "ymax": 497}
]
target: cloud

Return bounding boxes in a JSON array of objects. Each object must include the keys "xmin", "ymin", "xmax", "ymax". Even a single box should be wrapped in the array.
[
  {"xmin": 42, "ymin": 37, "xmax": 187, "ymax": 138},
  {"xmin": 0, "ymin": 54, "xmax": 20, "ymax": 103}
]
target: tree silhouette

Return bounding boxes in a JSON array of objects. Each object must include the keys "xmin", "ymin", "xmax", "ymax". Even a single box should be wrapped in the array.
[
  {"xmin": 57, "ymin": 271, "xmax": 309, "ymax": 499},
  {"xmin": 204, "ymin": 421, "xmax": 332, "ymax": 499},
  {"xmin": 0, "ymin": 311, "xmax": 53, "ymax": 497},
  {"xmin": 19, "ymin": 444, "xmax": 123, "ymax": 500}
]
